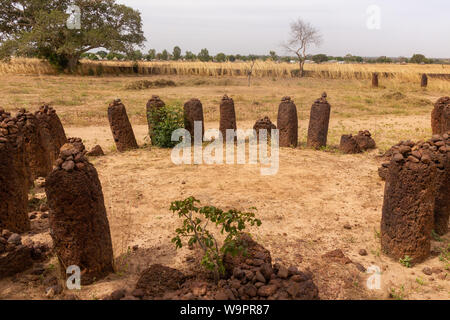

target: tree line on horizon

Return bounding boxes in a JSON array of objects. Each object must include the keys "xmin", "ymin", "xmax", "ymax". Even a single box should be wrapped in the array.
[{"xmin": 81, "ymin": 48, "xmax": 446, "ymax": 65}]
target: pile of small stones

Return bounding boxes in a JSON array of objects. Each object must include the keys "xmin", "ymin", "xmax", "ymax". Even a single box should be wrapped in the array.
[
  {"xmin": 54, "ymin": 142, "xmax": 88, "ymax": 172},
  {"xmin": 253, "ymin": 116, "xmax": 276, "ymax": 138}
]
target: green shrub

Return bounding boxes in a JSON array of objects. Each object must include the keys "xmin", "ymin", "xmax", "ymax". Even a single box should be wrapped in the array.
[
  {"xmin": 147, "ymin": 104, "xmax": 184, "ymax": 148},
  {"xmin": 170, "ymin": 197, "xmax": 262, "ymax": 281}
]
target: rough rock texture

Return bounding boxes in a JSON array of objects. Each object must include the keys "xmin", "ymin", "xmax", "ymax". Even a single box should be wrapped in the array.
[
  {"xmin": 421, "ymin": 74, "xmax": 428, "ymax": 88},
  {"xmin": 16, "ymin": 109, "xmax": 52, "ymax": 180},
  {"xmin": 431, "ymin": 97, "xmax": 450, "ymax": 135},
  {"xmin": 146, "ymin": 95, "xmax": 165, "ymax": 145},
  {"xmin": 107, "ymin": 99, "xmax": 138, "ymax": 152},
  {"xmin": 307, "ymin": 93, "xmax": 331, "ymax": 149},
  {"xmin": 0, "ymin": 244, "xmax": 32, "ymax": 279},
  {"xmin": 45, "ymin": 143, "xmax": 114, "ymax": 284},
  {"xmin": 339, "ymin": 131, "xmax": 376, "ymax": 154},
  {"xmin": 380, "ymin": 145, "xmax": 438, "ymax": 263},
  {"xmin": 253, "ymin": 116, "xmax": 277, "ymax": 138},
  {"xmin": 0, "ymin": 109, "xmax": 31, "ymax": 233},
  {"xmin": 86, "ymin": 145, "xmax": 104, "ymax": 157},
  {"xmin": 277, "ymin": 97, "xmax": 298, "ymax": 147},
  {"xmin": 339, "ymin": 134, "xmax": 361, "ymax": 154},
  {"xmin": 372, "ymin": 72, "xmax": 379, "ymax": 88},
  {"xmin": 134, "ymin": 234, "xmax": 319, "ymax": 300},
  {"xmin": 219, "ymin": 95, "xmax": 237, "ymax": 139},
  {"xmin": 184, "ymin": 98, "xmax": 204, "ymax": 142},
  {"xmin": 135, "ymin": 264, "xmax": 186, "ymax": 298},
  {"xmin": 35, "ymin": 104, "xmax": 67, "ymax": 164},
  {"xmin": 67, "ymin": 137, "xmax": 85, "ymax": 153},
  {"xmin": 379, "ymin": 134, "xmax": 449, "ymax": 236}
]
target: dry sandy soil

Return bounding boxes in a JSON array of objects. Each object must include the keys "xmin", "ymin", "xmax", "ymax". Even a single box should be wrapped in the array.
[{"xmin": 0, "ymin": 75, "xmax": 449, "ymax": 300}]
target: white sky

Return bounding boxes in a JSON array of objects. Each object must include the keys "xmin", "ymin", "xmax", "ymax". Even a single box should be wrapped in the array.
[{"xmin": 117, "ymin": 0, "xmax": 450, "ymax": 58}]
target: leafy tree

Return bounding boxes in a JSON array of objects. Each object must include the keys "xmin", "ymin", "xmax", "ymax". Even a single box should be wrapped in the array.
[
  {"xmin": 170, "ymin": 197, "xmax": 262, "ymax": 281},
  {"xmin": 146, "ymin": 49, "xmax": 156, "ymax": 61},
  {"xmin": 127, "ymin": 50, "xmax": 143, "ymax": 61},
  {"xmin": 215, "ymin": 52, "xmax": 226, "ymax": 62},
  {"xmin": 198, "ymin": 48, "xmax": 211, "ymax": 62},
  {"xmin": 172, "ymin": 46, "xmax": 182, "ymax": 60},
  {"xmin": 227, "ymin": 55, "xmax": 236, "ymax": 62},
  {"xmin": 312, "ymin": 54, "xmax": 328, "ymax": 64},
  {"xmin": 160, "ymin": 49, "xmax": 169, "ymax": 61},
  {"xmin": 0, "ymin": 0, "xmax": 146, "ymax": 71},
  {"xmin": 96, "ymin": 50, "xmax": 108, "ymax": 59},
  {"xmin": 184, "ymin": 51, "xmax": 196, "ymax": 61},
  {"xmin": 410, "ymin": 54, "xmax": 428, "ymax": 64},
  {"xmin": 269, "ymin": 51, "xmax": 278, "ymax": 61}
]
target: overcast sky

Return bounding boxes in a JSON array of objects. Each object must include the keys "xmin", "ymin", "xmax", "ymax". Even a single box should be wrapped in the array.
[{"xmin": 117, "ymin": 0, "xmax": 450, "ymax": 58}]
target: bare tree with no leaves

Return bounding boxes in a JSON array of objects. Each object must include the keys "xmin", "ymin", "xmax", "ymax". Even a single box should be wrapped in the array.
[{"xmin": 282, "ymin": 19, "xmax": 322, "ymax": 77}]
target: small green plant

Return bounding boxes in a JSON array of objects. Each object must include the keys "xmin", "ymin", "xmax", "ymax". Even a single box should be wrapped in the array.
[
  {"xmin": 399, "ymin": 255, "xmax": 412, "ymax": 268},
  {"xmin": 170, "ymin": 197, "xmax": 262, "ymax": 281},
  {"xmin": 390, "ymin": 285, "xmax": 405, "ymax": 300},
  {"xmin": 147, "ymin": 105, "xmax": 184, "ymax": 148},
  {"xmin": 415, "ymin": 277, "xmax": 425, "ymax": 286}
]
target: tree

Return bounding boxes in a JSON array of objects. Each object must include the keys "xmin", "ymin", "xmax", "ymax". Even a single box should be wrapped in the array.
[
  {"xmin": 160, "ymin": 50, "xmax": 169, "ymax": 61},
  {"xmin": 184, "ymin": 51, "xmax": 196, "ymax": 61},
  {"xmin": 198, "ymin": 48, "xmax": 211, "ymax": 62},
  {"xmin": 172, "ymin": 46, "xmax": 182, "ymax": 60},
  {"xmin": 146, "ymin": 49, "xmax": 156, "ymax": 61},
  {"xmin": 410, "ymin": 54, "xmax": 428, "ymax": 64},
  {"xmin": 269, "ymin": 51, "xmax": 278, "ymax": 62},
  {"xmin": 215, "ymin": 53, "xmax": 226, "ymax": 62},
  {"xmin": 96, "ymin": 50, "xmax": 108, "ymax": 59},
  {"xmin": 127, "ymin": 50, "xmax": 143, "ymax": 61},
  {"xmin": 312, "ymin": 54, "xmax": 328, "ymax": 64},
  {"xmin": 227, "ymin": 55, "xmax": 236, "ymax": 62},
  {"xmin": 0, "ymin": 0, "xmax": 146, "ymax": 72},
  {"xmin": 282, "ymin": 19, "xmax": 322, "ymax": 77}
]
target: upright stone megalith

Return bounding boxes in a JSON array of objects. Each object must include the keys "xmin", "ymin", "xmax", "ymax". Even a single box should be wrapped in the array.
[
  {"xmin": 107, "ymin": 99, "xmax": 138, "ymax": 152},
  {"xmin": 431, "ymin": 97, "xmax": 450, "ymax": 135},
  {"xmin": 372, "ymin": 72, "xmax": 379, "ymax": 88},
  {"xmin": 380, "ymin": 147, "xmax": 438, "ymax": 263},
  {"xmin": 0, "ymin": 109, "xmax": 31, "ymax": 233},
  {"xmin": 307, "ymin": 93, "xmax": 331, "ymax": 149},
  {"xmin": 45, "ymin": 143, "xmax": 114, "ymax": 284},
  {"xmin": 16, "ymin": 109, "xmax": 53, "ymax": 180},
  {"xmin": 253, "ymin": 116, "xmax": 276, "ymax": 139},
  {"xmin": 277, "ymin": 97, "xmax": 298, "ymax": 147},
  {"xmin": 421, "ymin": 74, "xmax": 428, "ymax": 88},
  {"xmin": 35, "ymin": 104, "xmax": 67, "ymax": 164},
  {"xmin": 184, "ymin": 98, "xmax": 204, "ymax": 142},
  {"xmin": 219, "ymin": 95, "xmax": 237, "ymax": 139},
  {"xmin": 146, "ymin": 95, "xmax": 165, "ymax": 145}
]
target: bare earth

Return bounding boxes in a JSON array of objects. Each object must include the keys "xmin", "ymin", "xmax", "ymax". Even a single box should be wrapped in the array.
[{"xmin": 0, "ymin": 75, "xmax": 448, "ymax": 300}]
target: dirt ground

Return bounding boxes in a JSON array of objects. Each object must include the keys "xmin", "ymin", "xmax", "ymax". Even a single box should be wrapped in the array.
[{"xmin": 0, "ymin": 75, "xmax": 449, "ymax": 300}]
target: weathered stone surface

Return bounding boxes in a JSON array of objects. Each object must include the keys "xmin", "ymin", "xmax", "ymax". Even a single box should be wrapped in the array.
[
  {"xmin": 421, "ymin": 74, "xmax": 428, "ymax": 88},
  {"xmin": 35, "ymin": 104, "xmax": 67, "ymax": 165},
  {"xmin": 0, "ymin": 245, "xmax": 32, "ymax": 279},
  {"xmin": 253, "ymin": 116, "xmax": 276, "ymax": 139},
  {"xmin": 45, "ymin": 143, "xmax": 114, "ymax": 284},
  {"xmin": 381, "ymin": 151, "xmax": 438, "ymax": 263},
  {"xmin": 107, "ymin": 99, "xmax": 138, "ymax": 152},
  {"xmin": 307, "ymin": 93, "xmax": 331, "ymax": 149},
  {"xmin": 219, "ymin": 95, "xmax": 237, "ymax": 139},
  {"xmin": 146, "ymin": 95, "xmax": 165, "ymax": 145},
  {"xmin": 339, "ymin": 134, "xmax": 361, "ymax": 154},
  {"xmin": 136, "ymin": 264, "xmax": 185, "ymax": 298},
  {"xmin": 86, "ymin": 145, "xmax": 105, "ymax": 157},
  {"xmin": 0, "ymin": 110, "xmax": 31, "ymax": 233},
  {"xmin": 277, "ymin": 96, "xmax": 298, "ymax": 147},
  {"xmin": 372, "ymin": 72, "xmax": 379, "ymax": 88},
  {"xmin": 184, "ymin": 98, "xmax": 204, "ymax": 142},
  {"xmin": 431, "ymin": 97, "xmax": 450, "ymax": 135}
]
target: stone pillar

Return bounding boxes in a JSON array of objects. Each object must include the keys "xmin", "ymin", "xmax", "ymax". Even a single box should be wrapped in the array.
[
  {"xmin": 307, "ymin": 93, "xmax": 331, "ymax": 149},
  {"xmin": 253, "ymin": 116, "xmax": 276, "ymax": 139},
  {"xmin": 184, "ymin": 98, "xmax": 204, "ymax": 142},
  {"xmin": 277, "ymin": 96, "xmax": 298, "ymax": 147},
  {"xmin": 0, "ymin": 109, "xmax": 31, "ymax": 233},
  {"xmin": 431, "ymin": 97, "xmax": 450, "ymax": 135},
  {"xmin": 372, "ymin": 72, "xmax": 379, "ymax": 88},
  {"xmin": 219, "ymin": 95, "xmax": 237, "ymax": 139},
  {"xmin": 16, "ymin": 109, "xmax": 53, "ymax": 180},
  {"xmin": 35, "ymin": 104, "xmax": 67, "ymax": 164},
  {"xmin": 45, "ymin": 143, "xmax": 114, "ymax": 284},
  {"xmin": 107, "ymin": 99, "xmax": 138, "ymax": 152},
  {"xmin": 381, "ymin": 148, "xmax": 437, "ymax": 263},
  {"xmin": 339, "ymin": 134, "xmax": 361, "ymax": 154},
  {"xmin": 421, "ymin": 74, "xmax": 428, "ymax": 88},
  {"xmin": 146, "ymin": 95, "xmax": 165, "ymax": 145}
]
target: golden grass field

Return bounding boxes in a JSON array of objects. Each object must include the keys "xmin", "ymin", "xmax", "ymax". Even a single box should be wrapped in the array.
[{"xmin": 0, "ymin": 67, "xmax": 449, "ymax": 300}]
